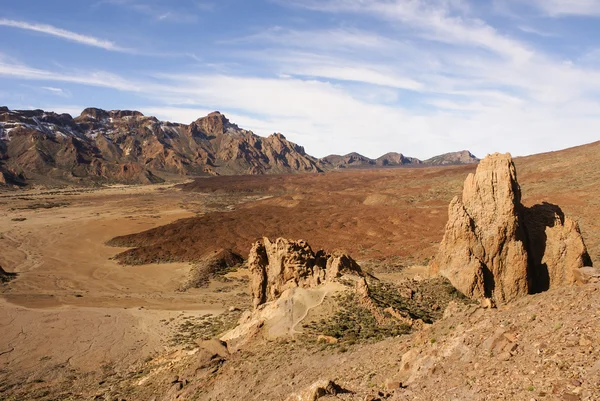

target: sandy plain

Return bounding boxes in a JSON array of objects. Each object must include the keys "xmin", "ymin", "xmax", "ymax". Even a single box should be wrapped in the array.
[{"xmin": 0, "ymin": 183, "xmax": 254, "ymax": 398}]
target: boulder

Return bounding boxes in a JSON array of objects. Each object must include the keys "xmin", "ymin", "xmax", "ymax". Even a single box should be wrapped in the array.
[
  {"xmin": 285, "ymin": 379, "xmax": 342, "ymax": 401},
  {"xmin": 249, "ymin": 237, "xmax": 363, "ymax": 309},
  {"xmin": 0, "ymin": 266, "xmax": 17, "ymax": 283},
  {"xmin": 431, "ymin": 153, "xmax": 592, "ymax": 304}
]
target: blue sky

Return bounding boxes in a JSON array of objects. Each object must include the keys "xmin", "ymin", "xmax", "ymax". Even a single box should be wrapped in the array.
[{"xmin": 2, "ymin": 0, "xmax": 600, "ymax": 159}]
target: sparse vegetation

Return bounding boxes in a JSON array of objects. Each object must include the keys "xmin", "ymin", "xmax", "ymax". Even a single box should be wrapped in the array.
[
  {"xmin": 10, "ymin": 202, "xmax": 69, "ymax": 211},
  {"xmin": 305, "ymin": 278, "xmax": 470, "ymax": 344},
  {"xmin": 306, "ymin": 291, "xmax": 412, "ymax": 344},
  {"xmin": 170, "ymin": 310, "xmax": 243, "ymax": 349}
]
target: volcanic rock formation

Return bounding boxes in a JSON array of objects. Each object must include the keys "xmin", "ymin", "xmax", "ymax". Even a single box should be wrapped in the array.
[
  {"xmin": 431, "ymin": 153, "xmax": 592, "ymax": 304},
  {"xmin": 249, "ymin": 237, "xmax": 364, "ymax": 309}
]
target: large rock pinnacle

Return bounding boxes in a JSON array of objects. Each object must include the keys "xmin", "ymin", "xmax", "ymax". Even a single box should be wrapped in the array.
[{"xmin": 431, "ymin": 153, "xmax": 592, "ymax": 304}]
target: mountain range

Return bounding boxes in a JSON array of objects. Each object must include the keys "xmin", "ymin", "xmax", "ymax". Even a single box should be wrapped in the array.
[{"xmin": 0, "ymin": 107, "xmax": 478, "ymax": 187}]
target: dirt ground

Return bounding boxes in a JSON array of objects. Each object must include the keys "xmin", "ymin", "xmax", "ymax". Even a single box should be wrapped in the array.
[
  {"xmin": 1, "ymin": 141, "xmax": 599, "ymax": 400},
  {"xmin": 0, "ymin": 184, "xmax": 253, "ymax": 399}
]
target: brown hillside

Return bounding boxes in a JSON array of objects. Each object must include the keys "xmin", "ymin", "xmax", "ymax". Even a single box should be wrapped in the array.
[{"xmin": 108, "ymin": 141, "xmax": 600, "ymax": 268}]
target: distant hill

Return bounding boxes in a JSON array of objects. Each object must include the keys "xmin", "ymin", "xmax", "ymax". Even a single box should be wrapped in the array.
[
  {"xmin": 424, "ymin": 150, "xmax": 479, "ymax": 166},
  {"xmin": 320, "ymin": 150, "xmax": 478, "ymax": 169}
]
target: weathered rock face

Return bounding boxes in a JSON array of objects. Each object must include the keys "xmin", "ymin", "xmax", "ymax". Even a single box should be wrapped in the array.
[
  {"xmin": 248, "ymin": 237, "xmax": 363, "ymax": 309},
  {"xmin": 523, "ymin": 203, "xmax": 593, "ymax": 293},
  {"xmin": 431, "ymin": 153, "xmax": 592, "ymax": 304}
]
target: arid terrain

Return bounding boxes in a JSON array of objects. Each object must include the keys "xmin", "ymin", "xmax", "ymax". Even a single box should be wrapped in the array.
[{"xmin": 1, "ymin": 141, "xmax": 599, "ymax": 400}]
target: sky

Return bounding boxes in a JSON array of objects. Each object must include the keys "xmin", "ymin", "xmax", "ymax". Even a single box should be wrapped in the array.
[{"xmin": 2, "ymin": 0, "xmax": 600, "ymax": 159}]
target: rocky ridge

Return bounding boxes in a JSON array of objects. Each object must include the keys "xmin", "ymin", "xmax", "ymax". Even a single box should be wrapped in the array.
[
  {"xmin": 431, "ymin": 152, "xmax": 593, "ymax": 304},
  {"xmin": 0, "ymin": 107, "xmax": 322, "ymax": 186}
]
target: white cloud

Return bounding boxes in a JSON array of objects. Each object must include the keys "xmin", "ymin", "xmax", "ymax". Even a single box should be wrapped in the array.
[
  {"xmin": 280, "ymin": 0, "xmax": 533, "ymax": 62},
  {"xmin": 41, "ymin": 86, "xmax": 64, "ymax": 93},
  {"xmin": 0, "ymin": 19, "xmax": 132, "ymax": 52},
  {"xmin": 41, "ymin": 86, "xmax": 71, "ymax": 98},
  {"xmin": 96, "ymin": 0, "xmax": 199, "ymax": 22},
  {"xmin": 518, "ymin": 26, "xmax": 558, "ymax": 37},
  {"xmin": 525, "ymin": 0, "xmax": 600, "ymax": 16},
  {"xmin": 0, "ymin": 56, "xmax": 142, "ymax": 92}
]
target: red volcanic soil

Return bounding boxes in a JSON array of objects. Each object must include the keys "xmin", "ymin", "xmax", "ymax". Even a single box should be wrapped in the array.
[{"xmin": 109, "ymin": 141, "xmax": 600, "ymax": 268}]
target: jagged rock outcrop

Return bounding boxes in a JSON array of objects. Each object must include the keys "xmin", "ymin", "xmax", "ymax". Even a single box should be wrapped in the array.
[
  {"xmin": 221, "ymin": 238, "xmax": 364, "ymax": 351},
  {"xmin": 249, "ymin": 237, "xmax": 363, "ymax": 309},
  {"xmin": 431, "ymin": 153, "xmax": 592, "ymax": 304}
]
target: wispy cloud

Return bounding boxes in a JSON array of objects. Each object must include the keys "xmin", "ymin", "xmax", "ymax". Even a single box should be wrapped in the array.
[
  {"xmin": 41, "ymin": 86, "xmax": 71, "ymax": 98},
  {"xmin": 0, "ymin": 56, "xmax": 142, "ymax": 92},
  {"xmin": 523, "ymin": 0, "xmax": 600, "ymax": 17},
  {"xmin": 518, "ymin": 25, "xmax": 558, "ymax": 37},
  {"xmin": 0, "ymin": 18, "xmax": 133, "ymax": 52},
  {"xmin": 96, "ymin": 0, "xmax": 199, "ymax": 22}
]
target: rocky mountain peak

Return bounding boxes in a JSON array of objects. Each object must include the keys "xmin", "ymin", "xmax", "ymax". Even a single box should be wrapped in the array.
[
  {"xmin": 270, "ymin": 132, "xmax": 287, "ymax": 140},
  {"xmin": 191, "ymin": 111, "xmax": 238, "ymax": 136},
  {"xmin": 79, "ymin": 107, "xmax": 110, "ymax": 120},
  {"xmin": 431, "ymin": 152, "xmax": 592, "ymax": 304}
]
